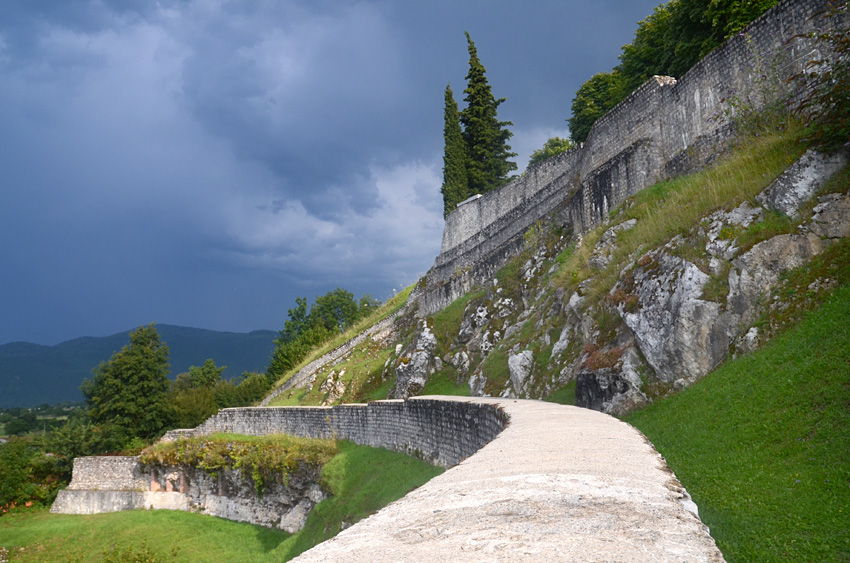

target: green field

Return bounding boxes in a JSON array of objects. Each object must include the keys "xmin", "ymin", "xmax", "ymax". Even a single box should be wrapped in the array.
[
  {"xmin": 626, "ymin": 282, "xmax": 850, "ymax": 562},
  {"xmin": 0, "ymin": 441, "xmax": 443, "ymax": 562}
]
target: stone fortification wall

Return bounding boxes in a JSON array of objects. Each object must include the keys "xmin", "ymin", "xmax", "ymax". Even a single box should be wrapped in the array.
[
  {"xmin": 50, "ymin": 456, "xmax": 149, "ymax": 515},
  {"xmin": 52, "ymin": 398, "xmax": 509, "ymax": 525},
  {"xmin": 61, "ymin": 456, "xmax": 148, "ymax": 492},
  {"xmin": 414, "ymin": 0, "xmax": 837, "ymax": 316},
  {"xmin": 261, "ymin": 309, "xmax": 404, "ymax": 406},
  {"xmin": 167, "ymin": 398, "xmax": 508, "ymax": 469},
  {"xmin": 52, "ymin": 457, "xmax": 325, "ymax": 532}
]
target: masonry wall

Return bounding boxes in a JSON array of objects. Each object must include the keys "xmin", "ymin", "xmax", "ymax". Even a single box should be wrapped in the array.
[
  {"xmin": 52, "ymin": 398, "xmax": 509, "ymax": 522},
  {"xmin": 414, "ymin": 0, "xmax": 839, "ymax": 317},
  {"xmin": 261, "ymin": 309, "xmax": 404, "ymax": 406},
  {"xmin": 167, "ymin": 398, "xmax": 509, "ymax": 468}
]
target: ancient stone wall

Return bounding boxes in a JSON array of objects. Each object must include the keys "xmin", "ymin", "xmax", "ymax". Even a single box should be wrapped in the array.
[
  {"xmin": 167, "ymin": 398, "xmax": 508, "ymax": 468},
  {"xmin": 261, "ymin": 309, "xmax": 404, "ymax": 406},
  {"xmin": 52, "ymin": 398, "xmax": 509, "ymax": 525},
  {"xmin": 414, "ymin": 0, "xmax": 839, "ymax": 317}
]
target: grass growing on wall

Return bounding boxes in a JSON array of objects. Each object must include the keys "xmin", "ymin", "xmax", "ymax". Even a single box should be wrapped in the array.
[
  {"xmin": 140, "ymin": 433, "xmax": 337, "ymax": 494},
  {"xmin": 0, "ymin": 441, "xmax": 443, "ymax": 562},
  {"xmin": 625, "ymin": 282, "xmax": 850, "ymax": 562}
]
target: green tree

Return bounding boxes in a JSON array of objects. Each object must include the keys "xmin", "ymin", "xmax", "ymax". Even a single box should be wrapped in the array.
[
  {"xmin": 568, "ymin": 71, "xmax": 627, "ymax": 143},
  {"xmin": 570, "ymin": 0, "xmax": 779, "ymax": 142},
  {"xmin": 461, "ymin": 32, "xmax": 517, "ymax": 195},
  {"xmin": 528, "ymin": 137, "xmax": 575, "ymax": 167},
  {"xmin": 441, "ymin": 83, "xmax": 469, "ymax": 216},
  {"xmin": 616, "ymin": 4, "xmax": 677, "ymax": 94},
  {"xmin": 188, "ymin": 358, "xmax": 225, "ymax": 388},
  {"xmin": 311, "ymin": 287, "xmax": 360, "ymax": 334},
  {"xmin": 279, "ymin": 296, "xmax": 311, "ymax": 344},
  {"xmin": 81, "ymin": 323, "xmax": 173, "ymax": 442}
]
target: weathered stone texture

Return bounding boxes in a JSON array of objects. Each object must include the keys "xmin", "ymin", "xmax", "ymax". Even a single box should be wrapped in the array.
[
  {"xmin": 414, "ymin": 0, "xmax": 841, "ymax": 318},
  {"xmin": 168, "ymin": 398, "xmax": 508, "ymax": 469},
  {"xmin": 52, "ymin": 398, "xmax": 509, "ymax": 528}
]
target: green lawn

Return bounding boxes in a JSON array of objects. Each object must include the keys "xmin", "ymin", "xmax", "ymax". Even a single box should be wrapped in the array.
[
  {"xmin": 626, "ymin": 284, "xmax": 850, "ymax": 562},
  {"xmin": 0, "ymin": 441, "xmax": 443, "ymax": 562}
]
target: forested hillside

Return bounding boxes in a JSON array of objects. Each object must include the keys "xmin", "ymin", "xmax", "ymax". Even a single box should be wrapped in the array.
[{"xmin": 0, "ymin": 325, "xmax": 276, "ymax": 407}]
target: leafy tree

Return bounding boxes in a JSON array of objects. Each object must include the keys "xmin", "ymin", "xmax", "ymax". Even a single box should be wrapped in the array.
[
  {"xmin": 616, "ymin": 4, "xmax": 677, "ymax": 94},
  {"xmin": 0, "ymin": 437, "xmax": 62, "ymax": 510},
  {"xmin": 279, "ymin": 296, "xmax": 311, "ymax": 344},
  {"xmin": 528, "ymin": 137, "xmax": 575, "ymax": 167},
  {"xmin": 266, "ymin": 289, "xmax": 379, "ymax": 382},
  {"xmin": 359, "ymin": 294, "xmax": 381, "ymax": 313},
  {"xmin": 81, "ymin": 323, "xmax": 173, "ymax": 442},
  {"xmin": 441, "ymin": 83, "xmax": 469, "ymax": 216},
  {"xmin": 700, "ymin": 0, "xmax": 780, "ymax": 55},
  {"xmin": 229, "ymin": 372, "xmax": 272, "ymax": 406},
  {"xmin": 311, "ymin": 287, "xmax": 360, "ymax": 334},
  {"xmin": 569, "ymin": 0, "xmax": 779, "ymax": 142},
  {"xmin": 461, "ymin": 32, "xmax": 517, "ymax": 195},
  {"xmin": 568, "ymin": 71, "xmax": 627, "ymax": 143},
  {"xmin": 188, "ymin": 358, "xmax": 225, "ymax": 388},
  {"xmin": 45, "ymin": 419, "xmax": 127, "ymax": 478},
  {"xmin": 5, "ymin": 410, "xmax": 37, "ymax": 436}
]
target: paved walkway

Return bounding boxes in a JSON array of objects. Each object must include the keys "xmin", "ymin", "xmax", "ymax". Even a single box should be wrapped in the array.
[{"xmin": 293, "ymin": 396, "xmax": 725, "ymax": 562}]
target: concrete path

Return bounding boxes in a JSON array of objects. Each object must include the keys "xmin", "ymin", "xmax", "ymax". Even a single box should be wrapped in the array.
[{"xmin": 293, "ymin": 396, "xmax": 725, "ymax": 562}]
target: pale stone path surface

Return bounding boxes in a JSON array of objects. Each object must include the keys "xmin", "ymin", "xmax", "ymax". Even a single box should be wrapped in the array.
[{"xmin": 293, "ymin": 396, "xmax": 725, "ymax": 562}]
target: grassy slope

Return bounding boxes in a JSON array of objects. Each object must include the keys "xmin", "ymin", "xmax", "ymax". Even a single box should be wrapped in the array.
[
  {"xmin": 625, "ymin": 281, "xmax": 850, "ymax": 562},
  {"xmin": 0, "ymin": 441, "xmax": 443, "ymax": 562}
]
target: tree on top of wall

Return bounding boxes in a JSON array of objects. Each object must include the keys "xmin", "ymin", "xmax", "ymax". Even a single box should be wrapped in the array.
[
  {"xmin": 461, "ymin": 32, "xmax": 517, "ymax": 196},
  {"xmin": 441, "ymin": 84, "xmax": 469, "ymax": 217},
  {"xmin": 568, "ymin": 0, "xmax": 779, "ymax": 143}
]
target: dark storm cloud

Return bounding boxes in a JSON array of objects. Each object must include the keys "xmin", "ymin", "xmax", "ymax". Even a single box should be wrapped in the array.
[{"xmin": 0, "ymin": 0, "xmax": 659, "ymax": 345}]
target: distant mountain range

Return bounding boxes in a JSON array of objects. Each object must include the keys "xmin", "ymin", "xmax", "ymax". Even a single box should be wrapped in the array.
[{"xmin": 0, "ymin": 325, "xmax": 278, "ymax": 408}]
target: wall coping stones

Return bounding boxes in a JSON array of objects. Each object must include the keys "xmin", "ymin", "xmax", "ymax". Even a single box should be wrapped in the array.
[
  {"xmin": 52, "ymin": 397, "xmax": 724, "ymax": 560},
  {"xmin": 292, "ymin": 396, "xmax": 725, "ymax": 562}
]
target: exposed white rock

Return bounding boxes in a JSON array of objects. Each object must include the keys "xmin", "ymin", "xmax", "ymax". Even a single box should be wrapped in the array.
[
  {"xmin": 551, "ymin": 323, "xmax": 574, "ymax": 362},
  {"xmin": 617, "ymin": 251, "xmax": 725, "ymax": 382},
  {"xmin": 508, "ymin": 350, "xmax": 534, "ymax": 396},
  {"xmin": 728, "ymin": 233, "xmax": 825, "ymax": 326},
  {"xmin": 807, "ymin": 192, "xmax": 850, "ymax": 239},
  {"xmin": 589, "ymin": 218, "xmax": 638, "ymax": 269},
  {"xmin": 756, "ymin": 149, "xmax": 848, "ymax": 218},
  {"xmin": 704, "ymin": 202, "xmax": 763, "ymax": 260},
  {"xmin": 320, "ymin": 372, "xmax": 346, "ymax": 406},
  {"xmin": 451, "ymin": 351, "xmax": 470, "ymax": 373},
  {"xmin": 390, "ymin": 321, "xmax": 437, "ymax": 399}
]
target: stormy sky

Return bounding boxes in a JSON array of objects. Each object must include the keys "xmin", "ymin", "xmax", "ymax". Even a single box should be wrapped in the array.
[{"xmin": 0, "ymin": 0, "xmax": 659, "ymax": 345}]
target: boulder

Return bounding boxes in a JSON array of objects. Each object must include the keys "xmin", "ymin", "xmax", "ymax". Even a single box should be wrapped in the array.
[
  {"xmin": 756, "ymin": 149, "xmax": 848, "ymax": 218},
  {"xmin": 390, "ymin": 321, "xmax": 437, "ymax": 399},
  {"xmin": 807, "ymin": 192, "xmax": 850, "ymax": 239},
  {"xmin": 508, "ymin": 350, "xmax": 534, "ymax": 396}
]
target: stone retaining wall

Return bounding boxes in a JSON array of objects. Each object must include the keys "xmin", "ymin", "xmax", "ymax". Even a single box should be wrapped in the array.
[
  {"xmin": 413, "ymin": 0, "xmax": 841, "ymax": 316},
  {"xmin": 261, "ymin": 309, "xmax": 405, "ymax": 406},
  {"xmin": 51, "ymin": 398, "xmax": 509, "ymax": 525},
  {"xmin": 166, "ymin": 398, "xmax": 509, "ymax": 468}
]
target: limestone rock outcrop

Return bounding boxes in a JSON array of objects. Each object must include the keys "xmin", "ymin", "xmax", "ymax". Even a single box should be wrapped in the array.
[
  {"xmin": 390, "ymin": 321, "xmax": 437, "ymax": 399},
  {"xmin": 756, "ymin": 149, "xmax": 848, "ymax": 218}
]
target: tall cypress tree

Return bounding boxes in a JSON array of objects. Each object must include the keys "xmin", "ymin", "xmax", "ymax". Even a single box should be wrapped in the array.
[
  {"xmin": 441, "ymin": 84, "xmax": 468, "ymax": 217},
  {"xmin": 460, "ymin": 32, "xmax": 516, "ymax": 195}
]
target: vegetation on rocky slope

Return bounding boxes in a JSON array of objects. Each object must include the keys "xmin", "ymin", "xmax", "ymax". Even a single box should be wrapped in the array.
[{"xmin": 261, "ymin": 119, "xmax": 850, "ymax": 562}]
